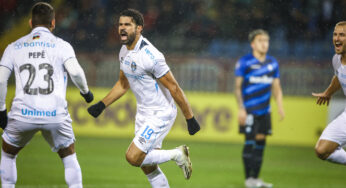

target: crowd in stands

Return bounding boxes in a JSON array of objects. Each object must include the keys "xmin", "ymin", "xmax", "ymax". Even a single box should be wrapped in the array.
[{"xmin": 1, "ymin": 0, "xmax": 345, "ymax": 58}]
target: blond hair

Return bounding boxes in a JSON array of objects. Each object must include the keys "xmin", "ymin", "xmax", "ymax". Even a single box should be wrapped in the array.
[{"xmin": 248, "ymin": 29, "xmax": 269, "ymax": 42}]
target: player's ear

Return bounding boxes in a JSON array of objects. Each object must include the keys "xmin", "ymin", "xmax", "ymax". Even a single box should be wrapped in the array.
[
  {"xmin": 250, "ymin": 42, "xmax": 255, "ymax": 49},
  {"xmin": 29, "ymin": 19, "xmax": 32, "ymax": 29},
  {"xmin": 137, "ymin": 25, "xmax": 143, "ymax": 33},
  {"xmin": 50, "ymin": 19, "xmax": 56, "ymax": 31}
]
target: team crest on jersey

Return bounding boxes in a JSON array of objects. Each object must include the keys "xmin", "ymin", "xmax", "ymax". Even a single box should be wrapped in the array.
[
  {"xmin": 267, "ymin": 64, "xmax": 273, "ymax": 71},
  {"xmin": 32, "ymin": 32, "xmax": 40, "ymax": 40},
  {"xmin": 131, "ymin": 62, "xmax": 137, "ymax": 72}
]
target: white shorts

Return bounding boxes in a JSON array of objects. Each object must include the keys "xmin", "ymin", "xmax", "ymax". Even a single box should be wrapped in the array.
[
  {"xmin": 133, "ymin": 107, "xmax": 177, "ymax": 153},
  {"xmin": 319, "ymin": 110, "xmax": 346, "ymax": 146},
  {"xmin": 2, "ymin": 118, "xmax": 75, "ymax": 152}
]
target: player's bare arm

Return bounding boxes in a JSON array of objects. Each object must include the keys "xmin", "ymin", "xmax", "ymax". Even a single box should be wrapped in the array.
[
  {"xmin": 88, "ymin": 70, "xmax": 129, "ymax": 118},
  {"xmin": 272, "ymin": 78, "xmax": 285, "ymax": 120},
  {"xmin": 159, "ymin": 71, "xmax": 200, "ymax": 135},
  {"xmin": 159, "ymin": 71, "xmax": 193, "ymax": 119},
  {"xmin": 101, "ymin": 70, "xmax": 130, "ymax": 107},
  {"xmin": 235, "ymin": 76, "xmax": 247, "ymax": 125},
  {"xmin": 312, "ymin": 75, "xmax": 341, "ymax": 106}
]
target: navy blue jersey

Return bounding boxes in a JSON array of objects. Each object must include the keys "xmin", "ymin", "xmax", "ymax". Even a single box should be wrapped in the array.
[{"xmin": 235, "ymin": 54, "xmax": 280, "ymax": 116}]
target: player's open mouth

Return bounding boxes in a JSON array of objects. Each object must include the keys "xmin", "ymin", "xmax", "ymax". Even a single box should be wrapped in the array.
[
  {"xmin": 120, "ymin": 31, "xmax": 128, "ymax": 40},
  {"xmin": 335, "ymin": 42, "xmax": 342, "ymax": 48}
]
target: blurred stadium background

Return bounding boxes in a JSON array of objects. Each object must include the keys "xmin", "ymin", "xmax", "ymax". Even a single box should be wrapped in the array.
[{"xmin": 1, "ymin": 0, "xmax": 346, "ymax": 187}]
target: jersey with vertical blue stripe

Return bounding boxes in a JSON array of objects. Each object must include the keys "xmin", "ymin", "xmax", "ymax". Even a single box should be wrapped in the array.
[{"xmin": 235, "ymin": 53, "xmax": 280, "ymax": 116}]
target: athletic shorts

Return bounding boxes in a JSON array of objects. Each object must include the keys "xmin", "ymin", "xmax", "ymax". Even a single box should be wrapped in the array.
[
  {"xmin": 319, "ymin": 110, "xmax": 346, "ymax": 146},
  {"xmin": 2, "ymin": 118, "xmax": 75, "ymax": 152},
  {"xmin": 133, "ymin": 106, "xmax": 177, "ymax": 153},
  {"xmin": 239, "ymin": 113, "xmax": 272, "ymax": 137}
]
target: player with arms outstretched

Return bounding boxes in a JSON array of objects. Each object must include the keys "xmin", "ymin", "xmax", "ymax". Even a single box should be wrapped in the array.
[
  {"xmin": 235, "ymin": 29, "xmax": 284, "ymax": 188},
  {"xmin": 313, "ymin": 21, "xmax": 346, "ymax": 166},
  {"xmin": 87, "ymin": 9, "xmax": 200, "ymax": 188},
  {"xmin": 0, "ymin": 2, "xmax": 93, "ymax": 188}
]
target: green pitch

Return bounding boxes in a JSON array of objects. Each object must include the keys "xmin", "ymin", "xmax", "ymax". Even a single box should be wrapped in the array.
[{"xmin": 8, "ymin": 136, "xmax": 346, "ymax": 188}]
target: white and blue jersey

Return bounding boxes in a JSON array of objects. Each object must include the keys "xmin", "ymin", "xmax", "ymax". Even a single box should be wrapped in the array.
[
  {"xmin": 235, "ymin": 54, "xmax": 280, "ymax": 116},
  {"xmin": 119, "ymin": 35, "xmax": 175, "ymax": 114},
  {"xmin": 119, "ymin": 35, "xmax": 177, "ymax": 153},
  {"xmin": 0, "ymin": 27, "xmax": 74, "ymax": 123}
]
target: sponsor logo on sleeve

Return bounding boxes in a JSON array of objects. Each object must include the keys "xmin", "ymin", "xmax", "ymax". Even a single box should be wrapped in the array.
[{"xmin": 138, "ymin": 137, "xmax": 146, "ymax": 145}]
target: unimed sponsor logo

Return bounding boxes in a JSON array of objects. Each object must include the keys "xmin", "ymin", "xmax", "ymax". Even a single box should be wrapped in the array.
[{"xmin": 21, "ymin": 108, "xmax": 56, "ymax": 117}]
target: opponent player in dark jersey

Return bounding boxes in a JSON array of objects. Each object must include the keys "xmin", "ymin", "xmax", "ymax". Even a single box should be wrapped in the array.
[{"xmin": 235, "ymin": 29, "xmax": 284, "ymax": 188}]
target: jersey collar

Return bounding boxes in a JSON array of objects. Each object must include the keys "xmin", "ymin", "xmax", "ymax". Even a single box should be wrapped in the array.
[
  {"xmin": 132, "ymin": 35, "xmax": 144, "ymax": 52},
  {"xmin": 31, "ymin": 27, "xmax": 51, "ymax": 34}
]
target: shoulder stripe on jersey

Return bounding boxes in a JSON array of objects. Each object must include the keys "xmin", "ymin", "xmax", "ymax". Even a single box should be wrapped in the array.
[
  {"xmin": 140, "ymin": 40, "xmax": 148, "ymax": 50},
  {"xmin": 0, "ymin": 65, "xmax": 13, "ymax": 72}
]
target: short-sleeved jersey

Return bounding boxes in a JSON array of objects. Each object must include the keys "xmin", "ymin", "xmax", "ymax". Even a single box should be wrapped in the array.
[
  {"xmin": 332, "ymin": 54, "xmax": 346, "ymax": 96},
  {"xmin": 119, "ymin": 35, "xmax": 175, "ymax": 113},
  {"xmin": 235, "ymin": 53, "xmax": 280, "ymax": 116},
  {"xmin": 0, "ymin": 27, "xmax": 75, "ymax": 123}
]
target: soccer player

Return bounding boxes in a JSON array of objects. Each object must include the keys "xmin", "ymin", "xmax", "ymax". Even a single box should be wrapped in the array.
[
  {"xmin": 235, "ymin": 29, "xmax": 285, "ymax": 188},
  {"xmin": 87, "ymin": 9, "xmax": 200, "ymax": 188},
  {"xmin": 313, "ymin": 21, "xmax": 346, "ymax": 166},
  {"xmin": 0, "ymin": 2, "xmax": 93, "ymax": 188}
]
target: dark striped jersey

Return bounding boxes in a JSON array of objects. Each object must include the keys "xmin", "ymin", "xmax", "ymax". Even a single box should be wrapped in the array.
[{"xmin": 235, "ymin": 53, "xmax": 280, "ymax": 116}]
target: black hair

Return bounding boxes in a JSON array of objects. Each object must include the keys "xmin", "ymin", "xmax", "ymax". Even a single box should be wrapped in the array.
[
  {"xmin": 119, "ymin": 9, "xmax": 144, "ymax": 27},
  {"xmin": 31, "ymin": 2, "xmax": 55, "ymax": 28}
]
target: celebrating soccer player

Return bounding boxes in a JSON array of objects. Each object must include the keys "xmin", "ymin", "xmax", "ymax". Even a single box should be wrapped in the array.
[
  {"xmin": 235, "ymin": 29, "xmax": 285, "ymax": 188},
  {"xmin": 87, "ymin": 9, "xmax": 200, "ymax": 187},
  {"xmin": 313, "ymin": 21, "xmax": 346, "ymax": 166},
  {"xmin": 0, "ymin": 2, "xmax": 94, "ymax": 188}
]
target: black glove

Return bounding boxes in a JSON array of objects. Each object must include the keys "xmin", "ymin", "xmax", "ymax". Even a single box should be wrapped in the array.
[
  {"xmin": 186, "ymin": 116, "xmax": 200, "ymax": 135},
  {"xmin": 0, "ymin": 109, "xmax": 8, "ymax": 130},
  {"xmin": 80, "ymin": 90, "xmax": 94, "ymax": 103},
  {"xmin": 88, "ymin": 101, "xmax": 106, "ymax": 118}
]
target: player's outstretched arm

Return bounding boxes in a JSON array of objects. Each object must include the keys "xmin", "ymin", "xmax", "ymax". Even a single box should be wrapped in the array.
[
  {"xmin": 64, "ymin": 58, "xmax": 93, "ymax": 103},
  {"xmin": 88, "ymin": 70, "xmax": 129, "ymax": 118},
  {"xmin": 159, "ymin": 71, "xmax": 200, "ymax": 135},
  {"xmin": 235, "ymin": 76, "xmax": 247, "ymax": 125},
  {"xmin": 312, "ymin": 76, "xmax": 341, "ymax": 106},
  {"xmin": 0, "ymin": 66, "xmax": 11, "ymax": 129},
  {"xmin": 272, "ymin": 78, "xmax": 285, "ymax": 121}
]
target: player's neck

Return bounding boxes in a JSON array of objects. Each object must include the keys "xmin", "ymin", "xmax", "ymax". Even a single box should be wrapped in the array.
[
  {"xmin": 253, "ymin": 51, "xmax": 266, "ymax": 63},
  {"xmin": 341, "ymin": 53, "xmax": 346, "ymax": 65},
  {"xmin": 126, "ymin": 35, "xmax": 141, "ymax": 50}
]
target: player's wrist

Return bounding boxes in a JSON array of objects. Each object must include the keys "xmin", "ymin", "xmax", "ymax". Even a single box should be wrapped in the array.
[
  {"xmin": 186, "ymin": 116, "xmax": 200, "ymax": 135},
  {"xmin": 87, "ymin": 101, "xmax": 106, "ymax": 118},
  {"xmin": 80, "ymin": 90, "xmax": 94, "ymax": 103},
  {"xmin": 97, "ymin": 101, "xmax": 106, "ymax": 109}
]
